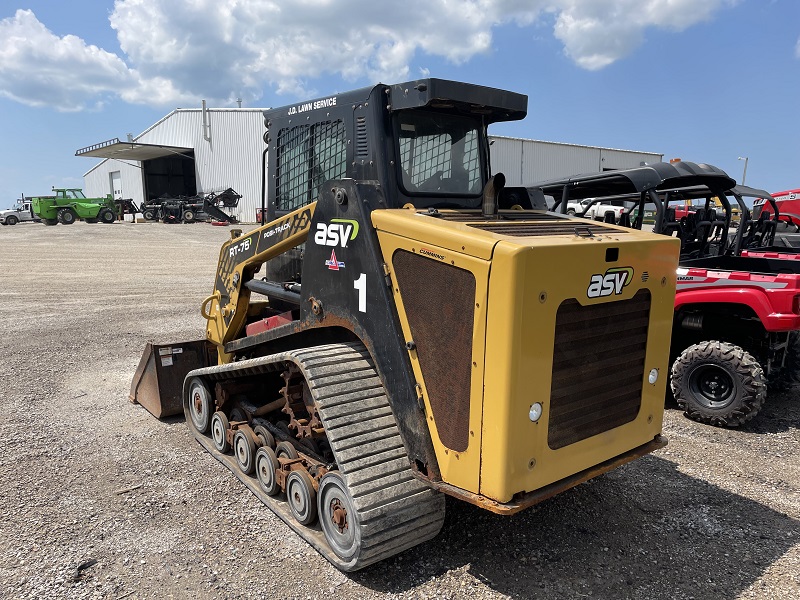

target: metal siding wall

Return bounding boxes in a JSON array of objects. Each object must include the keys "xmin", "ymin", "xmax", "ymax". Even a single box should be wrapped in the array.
[
  {"xmin": 489, "ymin": 135, "xmax": 662, "ymax": 185},
  {"xmin": 194, "ymin": 111, "xmax": 266, "ymax": 223},
  {"xmin": 525, "ymin": 141, "xmax": 600, "ymax": 183},
  {"xmin": 599, "ymin": 148, "xmax": 661, "ymax": 171},
  {"xmin": 489, "ymin": 137, "xmax": 524, "ymax": 185},
  {"xmin": 84, "ymin": 159, "xmax": 145, "ymax": 204}
]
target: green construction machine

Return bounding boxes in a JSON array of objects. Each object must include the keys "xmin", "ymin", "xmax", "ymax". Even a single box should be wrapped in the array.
[{"xmin": 31, "ymin": 188, "xmax": 118, "ymax": 225}]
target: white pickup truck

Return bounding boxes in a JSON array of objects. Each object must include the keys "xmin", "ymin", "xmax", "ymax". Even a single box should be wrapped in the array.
[
  {"xmin": 566, "ymin": 198, "xmax": 625, "ymax": 223},
  {"xmin": 0, "ymin": 200, "xmax": 40, "ymax": 225}
]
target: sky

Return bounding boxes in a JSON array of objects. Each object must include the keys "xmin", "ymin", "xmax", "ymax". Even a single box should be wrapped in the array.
[{"xmin": 1, "ymin": 0, "xmax": 798, "ymax": 208}]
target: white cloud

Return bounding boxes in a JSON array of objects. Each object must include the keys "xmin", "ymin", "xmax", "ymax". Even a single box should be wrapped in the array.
[
  {"xmin": 0, "ymin": 9, "xmax": 135, "ymax": 111},
  {"xmin": 0, "ymin": 9, "xmax": 198, "ymax": 111},
  {"xmin": 552, "ymin": 0, "xmax": 732, "ymax": 70},
  {"xmin": 0, "ymin": 1, "xmax": 737, "ymax": 111}
]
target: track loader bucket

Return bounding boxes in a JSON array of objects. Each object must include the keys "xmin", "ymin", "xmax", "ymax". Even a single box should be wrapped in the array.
[{"xmin": 129, "ymin": 340, "xmax": 214, "ymax": 418}]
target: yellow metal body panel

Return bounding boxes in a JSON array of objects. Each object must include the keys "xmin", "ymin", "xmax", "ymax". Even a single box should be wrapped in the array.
[
  {"xmin": 373, "ymin": 209, "xmax": 680, "ymax": 503},
  {"xmin": 480, "ymin": 238, "xmax": 677, "ymax": 502},
  {"xmin": 375, "ymin": 230, "xmax": 489, "ymax": 492}
]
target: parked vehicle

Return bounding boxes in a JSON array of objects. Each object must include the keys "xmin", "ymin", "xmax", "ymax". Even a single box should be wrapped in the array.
[
  {"xmin": 140, "ymin": 188, "xmax": 240, "ymax": 224},
  {"xmin": 671, "ymin": 197, "xmax": 741, "ymax": 224},
  {"xmin": 31, "ymin": 188, "xmax": 117, "ymax": 225},
  {"xmin": 566, "ymin": 197, "xmax": 625, "ymax": 223},
  {"xmin": 724, "ymin": 186, "xmax": 800, "ymax": 253},
  {"xmin": 129, "ymin": 78, "xmax": 680, "ymax": 570},
  {"xmin": 753, "ymin": 188, "xmax": 800, "ymax": 224},
  {"xmin": 0, "ymin": 196, "xmax": 40, "ymax": 225},
  {"xmin": 537, "ymin": 160, "xmax": 800, "ymax": 427}
]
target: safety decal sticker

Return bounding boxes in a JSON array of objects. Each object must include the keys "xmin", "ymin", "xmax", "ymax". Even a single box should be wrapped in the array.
[{"xmin": 325, "ymin": 249, "xmax": 346, "ymax": 271}]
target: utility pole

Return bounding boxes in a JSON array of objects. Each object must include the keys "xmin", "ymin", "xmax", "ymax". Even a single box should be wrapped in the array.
[{"xmin": 738, "ymin": 156, "xmax": 749, "ymax": 185}]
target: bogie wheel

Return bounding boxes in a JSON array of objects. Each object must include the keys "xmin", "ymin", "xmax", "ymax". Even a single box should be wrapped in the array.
[
  {"xmin": 98, "ymin": 208, "xmax": 115, "ymax": 224},
  {"xmin": 671, "ymin": 340, "xmax": 766, "ymax": 427},
  {"xmin": 286, "ymin": 470, "xmax": 318, "ymax": 526},
  {"xmin": 318, "ymin": 472, "xmax": 360, "ymax": 560},
  {"xmin": 6, "ymin": 215, "xmax": 18, "ymax": 225},
  {"xmin": 186, "ymin": 377, "xmax": 213, "ymax": 434},
  {"xmin": 275, "ymin": 440, "xmax": 299, "ymax": 460},
  {"xmin": 253, "ymin": 425, "xmax": 275, "ymax": 449},
  {"xmin": 58, "ymin": 209, "xmax": 76, "ymax": 225},
  {"xmin": 255, "ymin": 446, "xmax": 280, "ymax": 496},
  {"xmin": 233, "ymin": 430, "xmax": 257, "ymax": 475},
  {"xmin": 182, "ymin": 210, "xmax": 195, "ymax": 223},
  {"xmin": 211, "ymin": 411, "xmax": 231, "ymax": 453},
  {"xmin": 229, "ymin": 407, "xmax": 247, "ymax": 423}
]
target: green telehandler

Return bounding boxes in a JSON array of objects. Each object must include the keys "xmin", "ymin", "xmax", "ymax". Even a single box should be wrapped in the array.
[{"xmin": 31, "ymin": 188, "xmax": 117, "ymax": 225}]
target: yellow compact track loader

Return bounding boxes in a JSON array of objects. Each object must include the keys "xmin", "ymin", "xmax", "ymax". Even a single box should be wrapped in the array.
[{"xmin": 130, "ymin": 78, "xmax": 681, "ymax": 571}]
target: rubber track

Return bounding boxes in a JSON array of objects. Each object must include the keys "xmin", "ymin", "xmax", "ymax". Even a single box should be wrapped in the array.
[{"xmin": 183, "ymin": 342, "xmax": 445, "ymax": 571}]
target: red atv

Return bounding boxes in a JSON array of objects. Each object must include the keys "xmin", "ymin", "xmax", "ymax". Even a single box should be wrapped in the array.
[{"xmin": 536, "ymin": 161, "xmax": 800, "ymax": 427}]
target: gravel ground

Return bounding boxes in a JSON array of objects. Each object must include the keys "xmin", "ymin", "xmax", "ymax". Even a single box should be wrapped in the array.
[{"xmin": 0, "ymin": 221, "xmax": 798, "ymax": 600}]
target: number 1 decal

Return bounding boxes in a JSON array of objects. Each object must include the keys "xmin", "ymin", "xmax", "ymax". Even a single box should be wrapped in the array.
[{"xmin": 354, "ymin": 273, "xmax": 367, "ymax": 313}]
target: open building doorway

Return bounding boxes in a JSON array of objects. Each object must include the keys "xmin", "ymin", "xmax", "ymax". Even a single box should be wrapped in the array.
[{"xmin": 143, "ymin": 151, "xmax": 197, "ymax": 200}]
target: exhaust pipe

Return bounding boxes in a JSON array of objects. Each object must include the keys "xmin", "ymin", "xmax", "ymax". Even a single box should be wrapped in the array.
[{"xmin": 482, "ymin": 173, "xmax": 505, "ymax": 219}]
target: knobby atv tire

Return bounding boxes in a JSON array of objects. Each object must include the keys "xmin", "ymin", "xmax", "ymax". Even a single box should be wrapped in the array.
[
  {"xmin": 671, "ymin": 340, "xmax": 766, "ymax": 427},
  {"xmin": 182, "ymin": 342, "xmax": 445, "ymax": 571}
]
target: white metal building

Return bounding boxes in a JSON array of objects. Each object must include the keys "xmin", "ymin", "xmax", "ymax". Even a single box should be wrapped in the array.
[
  {"xmin": 489, "ymin": 136, "xmax": 662, "ymax": 186},
  {"xmin": 80, "ymin": 109, "xmax": 662, "ymax": 223},
  {"xmin": 80, "ymin": 107, "xmax": 268, "ymax": 223}
]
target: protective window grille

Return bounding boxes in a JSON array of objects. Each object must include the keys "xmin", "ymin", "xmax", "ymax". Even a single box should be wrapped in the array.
[
  {"xmin": 399, "ymin": 126, "xmax": 480, "ymax": 192},
  {"xmin": 275, "ymin": 120, "xmax": 347, "ymax": 211},
  {"xmin": 462, "ymin": 132, "xmax": 480, "ymax": 191}
]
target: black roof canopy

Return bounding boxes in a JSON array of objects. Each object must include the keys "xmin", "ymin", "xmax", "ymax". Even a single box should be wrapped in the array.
[
  {"xmin": 262, "ymin": 78, "xmax": 527, "ymax": 126},
  {"xmin": 533, "ymin": 161, "xmax": 736, "ymax": 202}
]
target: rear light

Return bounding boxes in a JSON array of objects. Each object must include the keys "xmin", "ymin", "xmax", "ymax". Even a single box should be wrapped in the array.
[{"xmin": 793, "ymin": 295, "xmax": 800, "ymax": 315}]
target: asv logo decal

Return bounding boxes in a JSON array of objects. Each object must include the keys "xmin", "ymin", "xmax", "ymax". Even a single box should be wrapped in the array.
[
  {"xmin": 587, "ymin": 267, "xmax": 634, "ymax": 298},
  {"xmin": 314, "ymin": 219, "xmax": 359, "ymax": 247}
]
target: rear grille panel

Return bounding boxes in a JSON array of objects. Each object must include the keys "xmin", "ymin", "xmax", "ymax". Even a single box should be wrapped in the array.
[
  {"xmin": 548, "ymin": 290, "xmax": 651, "ymax": 450},
  {"xmin": 392, "ymin": 251, "xmax": 475, "ymax": 452}
]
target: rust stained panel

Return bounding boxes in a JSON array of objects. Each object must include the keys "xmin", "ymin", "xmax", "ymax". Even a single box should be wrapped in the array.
[{"xmin": 393, "ymin": 251, "xmax": 475, "ymax": 452}]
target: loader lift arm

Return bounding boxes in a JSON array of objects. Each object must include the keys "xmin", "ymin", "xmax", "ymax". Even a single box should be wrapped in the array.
[{"xmin": 203, "ymin": 202, "xmax": 316, "ymax": 361}]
